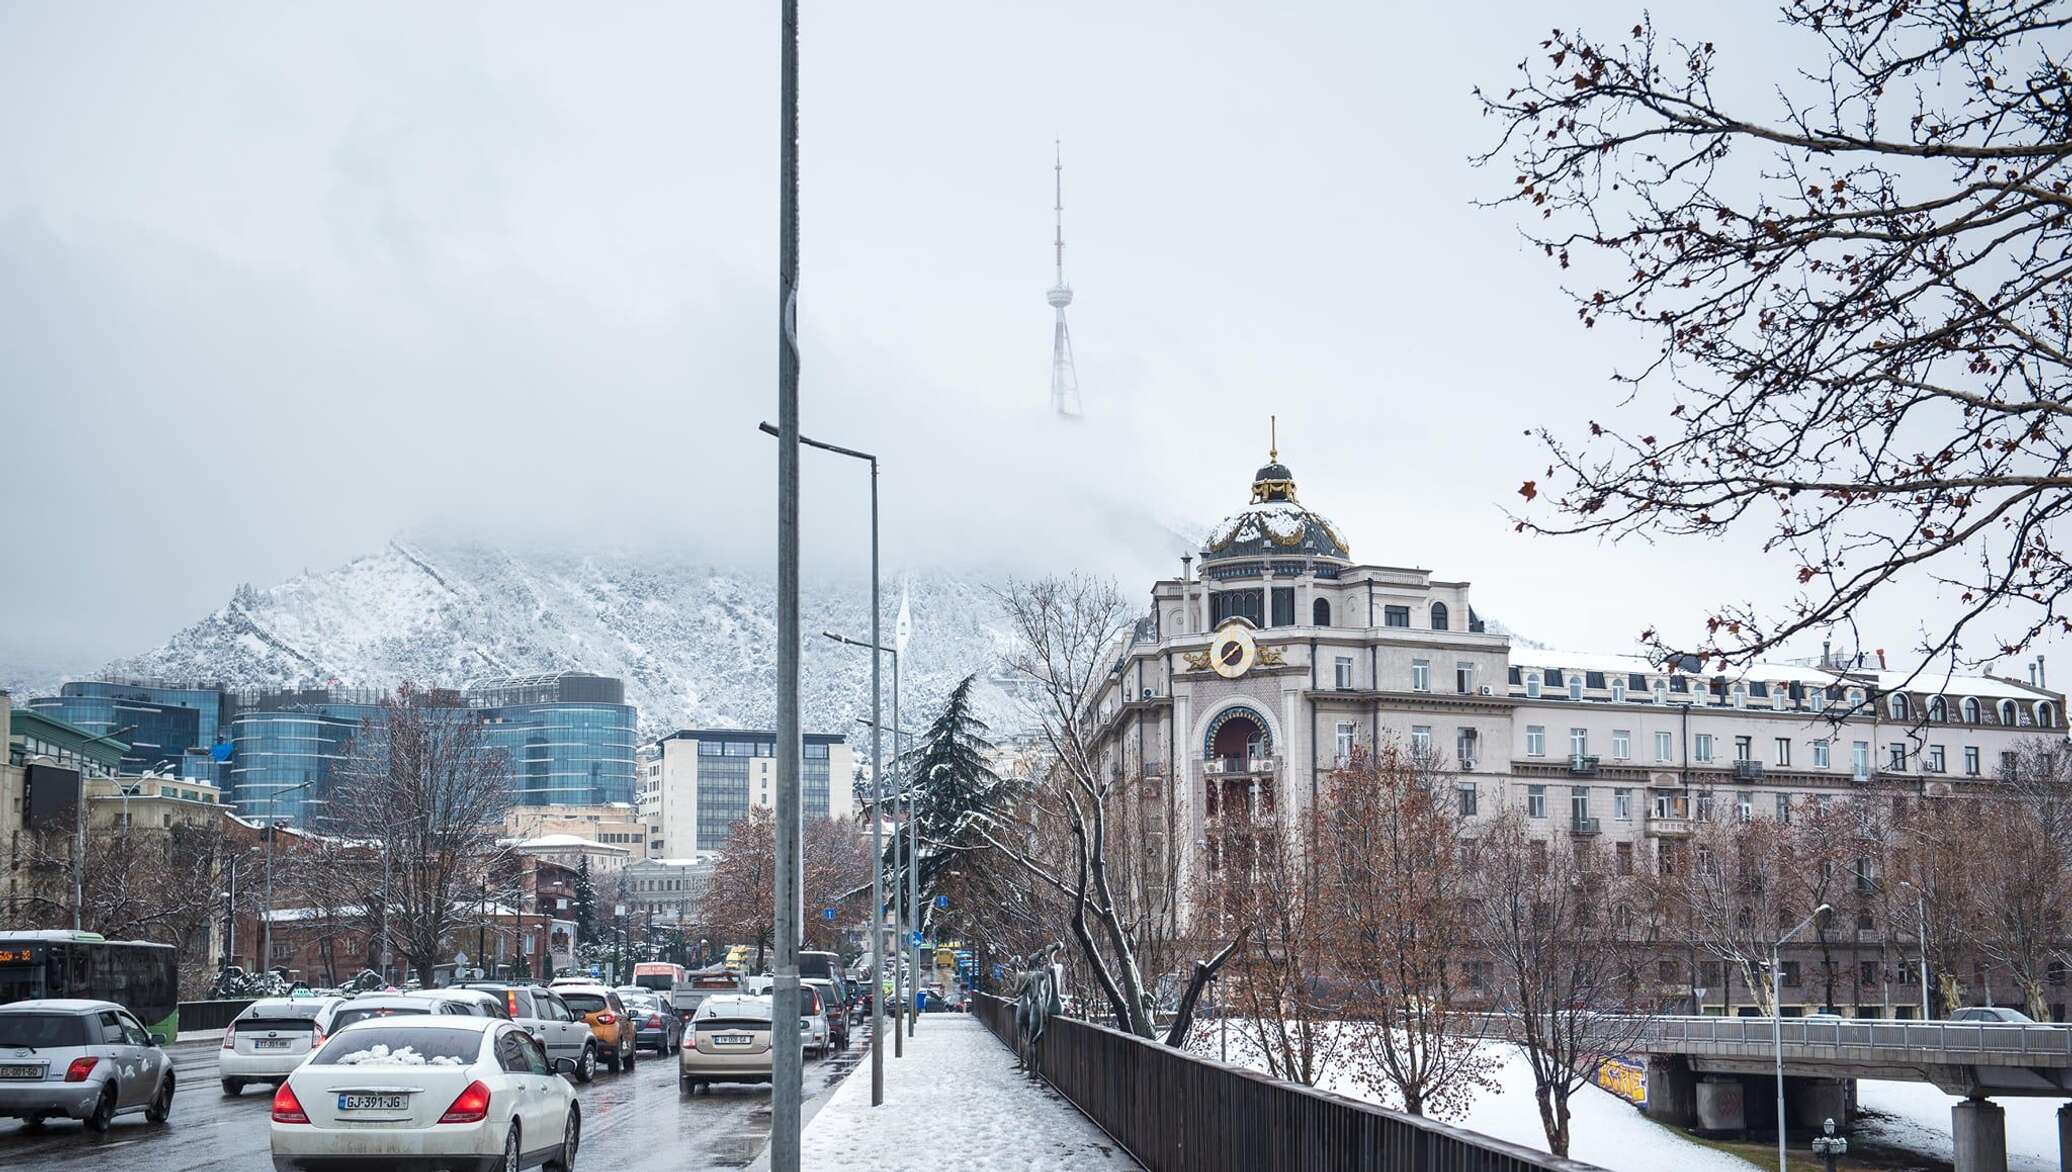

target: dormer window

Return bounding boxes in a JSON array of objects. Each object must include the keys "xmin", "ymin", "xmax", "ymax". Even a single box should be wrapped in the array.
[
  {"xmin": 2039, "ymin": 702, "xmax": 2056, "ymax": 729},
  {"xmin": 1998, "ymin": 699, "xmax": 2018, "ymax": 726},
  {"xmin": 1430, "ymin": 602, "xmax": 1449, "ymax": 631},
  {"xmin": 1567, "ymin": 676, "xmax": 1583, "ymax": 702},
  {"xmin": 1962, "ymin": 696, "xmax": 1981, "ymax": 723},
  {"xmin": 1847, "ymin": 688, "xmax": 1866, "ymax": 710},
  {"xmin": 1772, "ymin": 690, "xmax": 1788, "ymax": 712},
  {"xmin": 1887, "ymin": 693, "xmax": 1910, "ymax": 720},
  {"xmin": 1652, "ymin": 680, "xmax": 1668, "ymax": 704},
  {"xmin": 1731, "ymin": 684, "xmax": 1747, "ymax": 709},
  {"xmin": 1928, "ymin": 696, "xmax": 1947, "ymax": 723},
  {"xmin": 1610, "ymin": 678, "xmax": 1627, "ymax": 703},
  {"xmin": 1525, "ymin": 672, "xmax": 1542, "ymax": 699},
  {"xmin": 1808, "ymin": 688, "xmax": 1826, "ymax": 714}
]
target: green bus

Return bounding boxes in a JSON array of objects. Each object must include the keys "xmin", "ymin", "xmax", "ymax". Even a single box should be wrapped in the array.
[{"xmin": 0, "ymin": 931, "xmax": 181, "ymax": 1041}]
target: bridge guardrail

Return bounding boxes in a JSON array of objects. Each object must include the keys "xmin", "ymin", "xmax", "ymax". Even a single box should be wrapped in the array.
[{"xmin": 1624, "ymin": 1014, "xmax": 2072, "ymax": 1062}]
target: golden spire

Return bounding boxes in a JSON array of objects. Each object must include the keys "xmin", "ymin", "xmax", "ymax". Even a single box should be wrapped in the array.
[{"xmin": 1269, "ymin": 414, "xmax": 1277, "ymax": 462}]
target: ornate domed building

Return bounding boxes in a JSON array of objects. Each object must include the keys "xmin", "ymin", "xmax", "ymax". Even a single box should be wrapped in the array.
[{"xmin": 1078, "ymin": 428, "xmax": 2066, "ymax": 1023}]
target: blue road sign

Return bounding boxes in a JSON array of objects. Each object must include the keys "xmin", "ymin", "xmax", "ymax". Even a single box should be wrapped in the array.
[
  {"xmin": 821, "ymin": 907, "xmax": 837, "ymax": 921},
  {"xmin": 934, "ymin": 894, "xmax": 949, "ymax": 909},
  {"xmin": 911, "ymin": 930, "xmax": 923, "ymax": 947}
]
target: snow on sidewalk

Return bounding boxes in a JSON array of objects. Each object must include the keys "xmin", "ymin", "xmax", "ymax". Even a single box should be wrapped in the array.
[{"xmin": 798, "ymin": 1015, "xmax": 1140, "ymax": 1171}]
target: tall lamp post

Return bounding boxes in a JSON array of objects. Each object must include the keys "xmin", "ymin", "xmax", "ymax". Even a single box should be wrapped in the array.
[
  {"xmin": 55, "ymin": 724, "xmax": 136, "ymax": 931},
  {"xmin": 1773, "ymin": 903, "xmax": 1831, "ymax": 1172},
  {"xmin": 824, "ymin": 631, "xmax": 897, "ymax": 1090},
  {"xmin": 260, "ymin": 778, "xmax": 317, "ymax": 980},
  {"xmin": 1898, "ymin": 879, "xmax": 1933, "ymax": 1019},
  {"xmin": 762, "ymin": 420, "xmax": 891, "ymax": 1100},
  {"xmin": 768, "ymin": 0, "xmax": 804, "ymax": 1164}
]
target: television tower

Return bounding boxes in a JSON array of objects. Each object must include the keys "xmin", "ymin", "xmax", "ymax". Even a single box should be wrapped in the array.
[{"xmin": 1048, "ymin": 140, "xmax": 1082, "ymax": 418}]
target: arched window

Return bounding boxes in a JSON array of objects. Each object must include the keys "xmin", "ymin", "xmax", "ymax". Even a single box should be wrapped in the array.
[
  {"xmin": 1568, "ymin": 675, "xmax": 1583, "ymax": 701},
  {"xmin": 2039, "ymin": 702, "xmax": 2056, "ymax": 729},
  {"xmin": 1847, "ymin": 688, "xmax": 1865, "ymax": 710},
  {"xmin": 1809, "ymin": 688, "xmax": 1827, "ymax": 714},
  {"xmin": 1652, "ymin": 679, "xmax": 1668, "ymax": 704},
  {"xmin": 1313, "ymin": 598, "xmax": 1331, "ymax": 627},
  {"xmin": 1525, "ymin": 672, "xmax": 1542, "ymax": 699},
  {"xmin": 1772, "ymin": 690, "xmax": 1788, "ymax": 711},
  {"xmin": 1928, "ymin": 696, "xmax": 1947, "ymax": 723},
  {"xmin": 1731, "ymin": 684, "xmax": 1748, "ymax": 709},
  {"xmin": 1887, "ymin": 693, "xmax": 1910, "ymax": 720},
  {"xmin": 1610, "ymin": 678, "xmax": 1627, "ymax": 703},
  {"xmin": 1998, "ymin": 699, "xmax": 2018, "ymax": 726},
  {"xmin": 1962, "ymin": 696, "xmax": 1981, "ymax": 724},
  {"xmin": 1430, "ymin": 602, "xmax": 1450, "ymax": 631}
]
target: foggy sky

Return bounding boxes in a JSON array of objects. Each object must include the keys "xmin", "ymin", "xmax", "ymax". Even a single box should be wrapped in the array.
[{"xmin": 2, "ymin": 1, "xmax": 2048, "ymax": 675}]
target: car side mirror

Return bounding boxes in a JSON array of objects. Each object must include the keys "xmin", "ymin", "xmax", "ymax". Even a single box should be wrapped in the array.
[
  {"xmin": 552, "ymin": 1057, "xmax": 578, "ymax": 1075},
  {"xmin": 147, "ymin": 1036, "xmax": 163, "ymax": 1047}
]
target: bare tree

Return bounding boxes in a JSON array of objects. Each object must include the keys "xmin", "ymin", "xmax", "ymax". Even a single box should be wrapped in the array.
[
  {"xmin": 1323, "ymin": 743, "xmax": 1496, "ymax": 1119},
  {"xmin": 1653, "ymin": 814, "xmax": 1795, "ymax": 1014},
  {"xmin": 1479, "ymin": 813, "xmax": 1659, "ymax": 1158},
  {"xmin": 978, "ymin": 574, "xmax": 1234, "ymax": 1043},
  {"xmin": 704, "ymin": 807, "xmax": 777, "ymax": 972},
  {"xmin": 1966, "ymin": 739, "xmax": 2072, "ymax": 1018},
  {"xmin": 17, "ymin": 818, "xmax": 227, "ymax": 997},
  {"xmin": 1480, "ymin": 3, "xmax": 2072, "ymax": 670},
  {"xmin": 317, "ymin": 685, "xmax": 516, "ymax": 988},
  {"xmin": 1195, "ymin": 792, "xmax": 1346, "ymax": 1086}
]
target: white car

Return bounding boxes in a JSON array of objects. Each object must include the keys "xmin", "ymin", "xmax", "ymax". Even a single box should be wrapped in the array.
[
  {"xmin": 269, "ymin": 1015, "xmax": 579, "ymax": 1172},
  {"xmin": 220, "ymin": 997, "xmax": 344, "ymax": 1095},
  {"xmin": 800, "ymin": 986, "xmax": 830, "ymax": 1058}
]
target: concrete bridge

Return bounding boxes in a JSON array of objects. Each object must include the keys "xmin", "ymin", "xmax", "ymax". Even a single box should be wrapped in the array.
[{"xmin": 1619, "ymin": 1015, "xmax": 2072, "ymax": 1172}]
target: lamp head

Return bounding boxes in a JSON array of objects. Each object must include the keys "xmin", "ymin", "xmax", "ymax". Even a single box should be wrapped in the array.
[{"xmin": 1815, "ymin": 903, "xmax": 1833, "ymax": 919}]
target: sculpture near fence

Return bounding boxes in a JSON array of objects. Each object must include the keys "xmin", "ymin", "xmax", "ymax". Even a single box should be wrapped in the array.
[{"xmin": 1011, "ymin": 942, "xmax": 1065, "ymax": 1073}]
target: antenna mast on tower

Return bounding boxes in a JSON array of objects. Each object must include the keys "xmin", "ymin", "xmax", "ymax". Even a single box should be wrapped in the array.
[{"xmin": 1048, "ymin": 140, "xmax": 1082, "ymax": 418}]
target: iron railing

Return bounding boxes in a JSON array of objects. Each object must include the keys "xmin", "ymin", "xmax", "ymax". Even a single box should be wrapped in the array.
[
  {"xmin": 971, "ymin": 994, "xmax": 1603, "ymax": 1172},
  {"xmin": 1624, "ymin": 1014, "xmax": 2072, "ymax": 1064}
]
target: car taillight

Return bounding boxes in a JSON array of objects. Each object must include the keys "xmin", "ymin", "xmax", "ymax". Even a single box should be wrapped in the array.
[
  {"xmin": 647, "ymin": 1014, "xmax": 662, "ymax": 1026},
  {"xmin": 63, "ymin": 1057, "xmax": 98, "ymax": 1082},
  {"xmin": 222, "ymin": 1025, "xmax": 237, "ymax": 1050},
  {"xmin": 506, "ymin": 991, "xmax": 520, "ymax": 1018},
  {"xmin": 271, "ymin": 1083, "xmax": 309, "ymax": 1124},
  {"xmin": 310, "ymin": 1027, "xmax": 326, "ymax": 1048},
  {"xmin": 595, "ymin": 1013, "xmax": 616, "ymax": 1025},
  {"xmin": 439, "ymin": 1080, "xmax": 492, "ymax": 1124}
]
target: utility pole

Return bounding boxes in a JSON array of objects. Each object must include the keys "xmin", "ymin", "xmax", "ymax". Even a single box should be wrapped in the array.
[{"xmin": 770, "ymin": 0, "xmax": 803, "ymax": 1165}]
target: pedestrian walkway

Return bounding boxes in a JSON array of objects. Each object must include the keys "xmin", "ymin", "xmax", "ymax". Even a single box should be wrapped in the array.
[{"xmin": 796, "ymin": 1014, "xmax": 1141, "ymax": 1171}]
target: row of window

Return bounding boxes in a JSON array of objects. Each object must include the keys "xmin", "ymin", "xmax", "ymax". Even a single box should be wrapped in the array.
[
  {"xmin": 693, "ymin": 739, "xmax": 834, "ymax": 759},
  {"xmin": 1521, "ymin": 725, "xmax": 2003, "ymax": 777},
  {"xmin": 1520, "ymin": 783, "xmax": 1814, "ymax": 824},
  {"xmin": 1515, "ymin": 670, "xmax": 2056, "ymax": 728}
]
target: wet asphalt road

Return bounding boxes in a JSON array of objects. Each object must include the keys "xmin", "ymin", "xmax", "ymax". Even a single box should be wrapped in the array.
[{"xmin": 0, "ymin": 1026, "xmax": 870, "ymax": 1171}]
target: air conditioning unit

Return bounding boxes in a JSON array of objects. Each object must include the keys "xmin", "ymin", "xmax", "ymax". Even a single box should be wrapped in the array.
[
  {"xmin": 1477, "ymin": 685, "xmax": 1494, "ymax": 696},
  {"xmin": 1142, "ymin": 689, "xmax": 1154, "ymax": 700}
]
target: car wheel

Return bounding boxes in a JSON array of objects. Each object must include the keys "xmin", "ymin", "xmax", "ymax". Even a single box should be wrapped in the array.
[
  {"xmin": 575, "ymin": 1043, "xmax": 595, "ymax": 1084},
  {"xmin": 500, "ymin": 1123, "xmax": 521, "ymax": 1172},
  {"xmin": 678, "ymin": 1074, "xmax": 694, "ymax": 1096},
  {"xmin": 84, "ymin": 1085, "xmax": 116, "ymax": 1134},
  {"xmin": 622, "ymin": 1040, "xmax": 635, "ymax": 1071},
  {"xmin": 602, "ymin": 1044, "xmax": 620, "ymax": 1074},
  {"xmin": 543, "ymin": 1105, "xmax": 580, "ymax": 1172},
  {"xmin": 220, "ymin": 1078, "xmax": 244, "ymax": 1096},
  {"xmin": 146, "ymin": 1073, "xmax": 175, "ymax": 1123}
]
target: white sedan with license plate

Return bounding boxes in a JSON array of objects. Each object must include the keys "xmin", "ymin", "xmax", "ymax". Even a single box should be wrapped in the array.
[
  {"xmin": 269, "ymin": 1016, "xmax": 580, "ymax": 1172},
  {"xmin": 220, "ymin": 996, "xmax": 344, "ymax": 1095}
]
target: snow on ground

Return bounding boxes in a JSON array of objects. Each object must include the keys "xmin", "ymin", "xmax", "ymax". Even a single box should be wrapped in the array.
[
  {"xmin": 1199, "ymin": 1027, "xmax": 1747, "ymax": 1172},
  {"xmin": 797, "ymin": 1016, "xmax": 1138, "ymax": 1171},
  {"xmin": 1857, "ymin": 1080, "xmax": 2063, "ymax": 1172}
]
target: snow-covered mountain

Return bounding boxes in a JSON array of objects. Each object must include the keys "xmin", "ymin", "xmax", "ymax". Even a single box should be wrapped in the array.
[{"xmin": 99, "ymin": 538, "xmax": 1034, "ymax": 740}]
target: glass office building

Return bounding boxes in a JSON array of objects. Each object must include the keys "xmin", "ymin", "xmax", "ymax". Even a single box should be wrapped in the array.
[
  {"xmin": 26, "ymin": 680, "xmax": 229, "ymax": 775},
  {"xmin": 225, "ymin": 688, "xmax": 387, "ymax": 826},
  {"xmin": 465, "ymin": 673, "xmax": 638, "ymax": 808}
]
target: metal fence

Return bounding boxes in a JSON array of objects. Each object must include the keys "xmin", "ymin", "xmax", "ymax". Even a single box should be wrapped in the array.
[
  {"xmin": 972, "ymin": 994, "xmax": 1603, "ymax": 1172},
  {"xmin": 1628, "ymin": 1014, "xmax": 2072, "ymax": 1062},
  {"xmin": 179, "ymin": 999, "xmax": 255, "ymax": 1032}
]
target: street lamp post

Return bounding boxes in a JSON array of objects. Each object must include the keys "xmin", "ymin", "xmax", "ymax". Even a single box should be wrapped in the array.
[
  {"xmin": 825, "ymin": 632, "xmax": 898, "ymax": 1086},
  {"xmin": 260, "ymin": 778, "xmax": 317, "ymax": 981},
  {"xmin": 766, "ymin": 419, "xmax": 889, "ymax": 1104},
  {"xmin": 1899, "ymin": 879, "xmax": 1933, "ymax": 1019},
  {"xmin": 1774, "ymin": 904, "xmax": 1831, "ymax": 1172}
]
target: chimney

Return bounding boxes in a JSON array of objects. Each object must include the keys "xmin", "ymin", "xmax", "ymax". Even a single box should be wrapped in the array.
[
  {"xmin": 2039, "ymin": 655, "xmax": 2048, "ymax": 689},
  {"xmin": 1181, "ymin": 554, "xmax": 1193, "ymax": 585},
  {"xmin": 2030, "ymin": 661, "xmax": 2039, "ymax": 687},
  {"xmin": 1822, "ymin": 638, "xmax": 1832, "ymax": 670},
  {"xmin": 1875, "ymin": 649, "xmax": 1887, "ymax": 670}
]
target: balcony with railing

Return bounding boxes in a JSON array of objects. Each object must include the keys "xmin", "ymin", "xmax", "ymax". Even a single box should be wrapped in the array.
[
  {"xmin": 1568, "ymin": 755, "xmax": 1600, "ymax": 776},
  {"xmin": 1646, "ymin": 816, "xmax": 1694, "ymax": 836},
  {"xmin": 1203, "ymin": 755, "xmax": 1282, "ymax": 777},
  {"xmin": 1733, "ymin": 759, "xmax": 1765, "ymax": 781},
  {"xmin": 1571, "ymin": 816, "xmax": 1602, "ymax": 835}
]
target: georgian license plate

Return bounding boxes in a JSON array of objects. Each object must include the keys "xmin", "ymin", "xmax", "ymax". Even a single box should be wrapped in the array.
[
  {"xmin": 0, "ymin": 1064, "xmax": 40, "ymax": 1080},
  {"xmin": 255, "ymin": 1039, "xmax": 292, "ymax": 1050},
  {"xmin": 338, "ymin": 1093, "xmax": 409, "ymax": 1111},
  {"xmin": 714, "ymin": 1034, "xmax": 752, "ymax": 1046}
]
